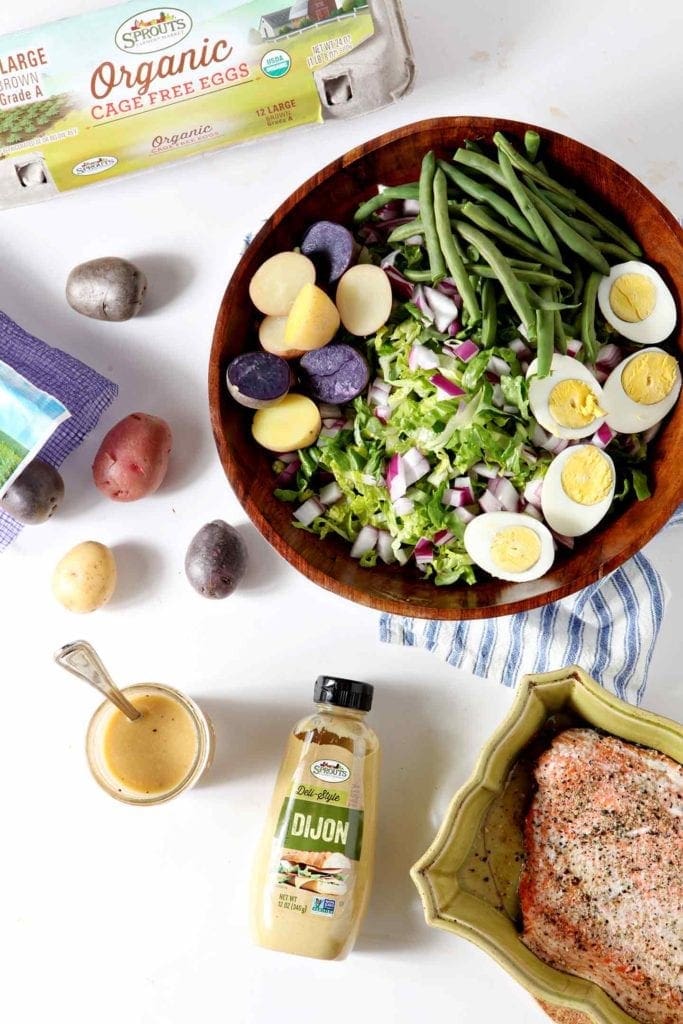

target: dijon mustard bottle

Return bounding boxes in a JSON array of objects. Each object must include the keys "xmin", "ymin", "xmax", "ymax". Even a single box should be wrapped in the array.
[{"xmin": 251, "ymin": 676, "xmax": 379, "ymax": 960}]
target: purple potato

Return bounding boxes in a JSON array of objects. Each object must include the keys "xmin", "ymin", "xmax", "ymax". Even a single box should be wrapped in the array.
[
  {"xmin": 226, "ymin": 351, "xmax": 293, "ymax": 410},
  {"xmin": 185, "ymin": 520, "xmax": 247, "ymax": 599},
  {"xmin": 66, "ymin": 257, "xmax": 147, "ymax": 321},
  {"xmin": 0, "ymin": 458, "xmax": 64, "ymax": 525},
  {"xmin": 300, "ymin": 221, "xmax": 358, "ymax": 284},
  {"xmin": 299, "ymin": 344, "xmax": 370, "ymax": 404}
]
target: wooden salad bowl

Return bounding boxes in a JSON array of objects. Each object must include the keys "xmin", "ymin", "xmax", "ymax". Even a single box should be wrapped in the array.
[{"xmin": 209, "ymin": 116, "xmax": 683, "ymax": 620}]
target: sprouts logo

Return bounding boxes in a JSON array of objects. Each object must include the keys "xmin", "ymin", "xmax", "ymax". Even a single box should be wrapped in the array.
[
  {"xmin": 72, "ymin": 155, "xmax": 118, "ymax": 176},
  {"xmin": 310, "ymin": 759, "xmax": 351, "ymax": 784},
  {"xmin": 115, "ymin": 8, "xmax": 192, "ymax": 54}
]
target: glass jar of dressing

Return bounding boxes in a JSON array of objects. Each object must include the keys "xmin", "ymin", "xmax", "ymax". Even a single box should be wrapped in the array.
[{"xmin": 251, "ymin": 676, "xmax": 379, "ymax": 960}]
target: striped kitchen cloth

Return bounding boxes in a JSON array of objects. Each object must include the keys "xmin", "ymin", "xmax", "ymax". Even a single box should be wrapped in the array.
[{"xmin": 380, "ymin": 506, "xmax": 683, "ymax": 705}]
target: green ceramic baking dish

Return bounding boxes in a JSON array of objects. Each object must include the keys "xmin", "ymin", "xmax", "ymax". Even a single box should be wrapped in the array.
[{"xmin": 411, "ymin": 667, "xmax": 682, "ymax": 1024}]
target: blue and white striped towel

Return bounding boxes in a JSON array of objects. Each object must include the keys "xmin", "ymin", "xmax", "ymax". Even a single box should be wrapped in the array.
[{"xmin": 380, "ymin": 506, "xmax": 683, "ymax": 705}]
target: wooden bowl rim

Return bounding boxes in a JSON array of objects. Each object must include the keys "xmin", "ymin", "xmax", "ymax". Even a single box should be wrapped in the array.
[{"xmin": 209, "ymin": 116, "xmax": 683, "ymax": 620}]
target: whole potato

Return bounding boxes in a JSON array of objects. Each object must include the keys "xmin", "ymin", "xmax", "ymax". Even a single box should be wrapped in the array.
[
  {"xmin": 53, "ymin": 541, "xmax": 117, "ymax": 613},
  {"xmin": 66, "ymin": 257, "xmax": 147, "ymax": 322},
  {"xmin": 93, "ymin": 413, "xmax": 172, "ymax": 502},
  {"xmin": 0, "ymin": 458, "xmax": 64, "ymax": 524},
  {"xmin": 185, "ymin": 520, "xmax": 247, "ymax": 599}
]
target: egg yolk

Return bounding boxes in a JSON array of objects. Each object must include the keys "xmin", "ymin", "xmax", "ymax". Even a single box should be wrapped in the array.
[
  {"xmin": 548, "ymin": 379, "xmax": 605, "ymax": 428},
  {"xmin": 561, "ymin": 447, "xmax": 613, "ymax": 506},
  {"xmin": 609, "ymin": 273, "xmax": 657, "ymax": 323},
  {"xmin": 621, "ymin": 351, "xmax": 678, "ymax": 405},
  {"xmin": 490, "ymin": 526, "xmax": 541, "ymax": 573}
]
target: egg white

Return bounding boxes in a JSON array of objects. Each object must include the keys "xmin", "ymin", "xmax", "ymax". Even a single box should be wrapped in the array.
[
  {"xmin": 597, "ymin": 261, "xmax": 677, "ymax": 345},
  {"xmin": 603, "ymin": 348, "xmax": 682, "ymax": 433},
  {"xmin": 541, "ymin": 446, "xmax": 615, "ymax": 537},
  {"xmin": 464, "ymin": 511, "xmax": 555, "ymax": 582},
  {"xmin": 527, "ymin": 354, "xmax": 607, "ymax": 439}
]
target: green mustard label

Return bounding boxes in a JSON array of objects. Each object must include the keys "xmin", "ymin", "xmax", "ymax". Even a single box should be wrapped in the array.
[{"xmin": 277, "ymin": 797, "xmax": 363, "ymax": 861}]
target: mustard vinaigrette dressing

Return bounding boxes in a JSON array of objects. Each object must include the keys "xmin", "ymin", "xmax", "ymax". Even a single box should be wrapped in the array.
[{"xmin": 251, "ymin": 676, "xmax": 379, "ymax": 960}]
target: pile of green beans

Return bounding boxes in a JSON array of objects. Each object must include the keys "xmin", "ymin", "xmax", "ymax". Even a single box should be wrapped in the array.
[{"xmin": 354, "ymin": 132, "xmax": 642, "ymax": 378}]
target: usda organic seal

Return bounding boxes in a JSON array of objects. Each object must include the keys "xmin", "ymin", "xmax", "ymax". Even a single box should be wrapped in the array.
[{"xmin": 261, "ymin": 48, "xmax": 291, "ymax": 79}]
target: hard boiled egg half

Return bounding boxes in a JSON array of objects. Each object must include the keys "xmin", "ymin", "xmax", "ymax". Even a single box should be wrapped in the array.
[
  {"xmin": 464, "ymin": 511, "xmax": 555, "ymax": 582},
  {"xmin": 541, "ymin": 445, "xmax": 615, "ymax": 537},
  {"xmin": 603, "ymin": 348, "xmax": 682, "ymax": 433},
  {"xmin": 597, "ymin": 262, "xmax": 676, "ymax": 345},
  {"xmin": 528, "ymin": 354, "xmax": 607, "ymax": 439}
]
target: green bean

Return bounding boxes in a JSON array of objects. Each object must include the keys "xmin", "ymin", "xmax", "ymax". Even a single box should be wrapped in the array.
[
  {"xmin": 438, "ymin": 159, "xmax": 538, "ymax": 241},
  {"xmin": 464, "ymin": 139, "xmax": 485, "ymax": 154},
  {"xmin": 539, "ymin": 188, "xmax": 577, "ymax": 213},
  {"xmin": 498, "ymin": 150, "xmax": 562, "ymax": 258},
  {"xmin": 493, "ymin": 132, "xmax": 642, "ymax": 256},
  {"xmin": 509, "ymin": 259, "xmax": 543, "ymax": 270},
  {"xmin": 581, "ymin": 271, "xmax": 601, "ymax": 362},
  {"xmin": 524, "ymin": 130, "xmax": 541, "ymax": 162},
  {"xmin": 467, "ymin": 265, "xmax": 567, "ymax": 287},
  {"xmin": 353, "ymin": 184, "xmax": 420, "ymax": 222},
  {"xmin": 480, "ymin": 279, "xmax": 497, "ymax": 348},
  {"xmin": 453, "ymin": 220, "xmax": 536, "ymax": 338},
  {"xmin": 553, "ymin": 291, "xmax": 567, "ymax": 354},
  {"xmin": 535, "ymin": 287, "xmax": 555, "ymax": 377},
  {"xmin": 433, "ymin": 168, "xmax": 480, "ymax": 320},
  {"xmin": 523, "ymin": 185, "xmax": 610, "ymax": 274},
  {"xmin": 453, "ymin": 148, "xmax": 507, "ymax": 188},
  {"xmin": 419, "ymin": 152, "xmax": 446, "ymax": 282},
  {"xmin": 525, "ymin": 179, "xmax": 602, "ymax": 241},
  {"xmin": 459, "ymin": 202, "xmax": 570, "ymax": 272},
  {"xmin": 596, "ymin": 241, "xmax": 637, "ymax": 262},
  {"xmin": 571, "ymin": 262, "xmax": 585, "ymax": 305},
  {"xmin": 404, "ymin": 268, "xmax": 433, "ymax": 282},
  {"xmin": 387, "ymin": 219, "xmax": 424, "ymax": 243}
]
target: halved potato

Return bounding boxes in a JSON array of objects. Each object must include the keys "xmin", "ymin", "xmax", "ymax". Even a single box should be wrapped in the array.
[
  {"xmin": 252, "ymin": 394, "xmax": 321, "ymax": 452},
  {"xmin": 284, "ymin": 283, "xmax": 340, "ymax": 351},
  {"xmin": 336, "ymin": 264, "xmax": 393, "ymax": 336},
  {"xmin": 259, "ymin": 315, "xmax": 305, "ymax": 359},
  {"xmin": 248, "ymin": 252, "xmax": 315, "ymax": 316}
]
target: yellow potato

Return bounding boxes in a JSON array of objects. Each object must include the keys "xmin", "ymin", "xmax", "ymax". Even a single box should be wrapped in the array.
[
  {"xmin": 335, "ymin": 264, "xmax": 393, "ymax": 336},
  {"xmin": 52, "ymin": 541, "xmax": 117, "ymax": 613},
  {"xmin": 259, "ymin": 315, "xmax": 305, "ymax": 359},
  {"xmin": 284, "ymin": 283, "xmax": 340, "ymax": 351},
  {"xmin": 252, "ymin": 394, "xmax": 321, "ymax": 453},
  {"xmin": 248, "ymin": 252, "xmax": 315, "ymax": 316}
]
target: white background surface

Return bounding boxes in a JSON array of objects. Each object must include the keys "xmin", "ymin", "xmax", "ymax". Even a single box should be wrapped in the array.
[{"xmin": 1, "ymin": 2, "xmax": 682, "ymax": 1022}]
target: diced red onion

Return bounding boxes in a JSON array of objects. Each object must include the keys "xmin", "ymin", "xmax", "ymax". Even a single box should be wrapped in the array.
[
  {"xmin": 357, "ymin": 225, "xmax": 382, "ymax": 245},
  {"xmin": 520, "ymin": 361, "xmax": 529, "ymax": 374},
  {"xmin": 409, "ymin": 343, "xmax": 440, "ymax": 371},
  {"xmin": 532, "ymin": 422, "xmax": 549, "ymax": 447},
  {"xmin": 449, "ymin": 339, "xmax": 479, "ymax": 362},
  {"xmin": 414, "ymin": 538, "xmax": 434, "ymax": 565},
  {"xmin": 431, "ymin": 373, "xmax": 465, "ymax": 399},
  {"xmin": 374, "ymin": 199, "xmax": 404, "ymax": 220},
  {"xmin": 567, "ymin": 339, "xmax": 583, "ymax": 357},
  {"xmin": 521, "ymin": 446, "xmax": 538, "ymax": 465},
  {"xmin": 542, "ymin": 434, "xmax": 569, "ymax": 454},
  {"xmin": 380, "ymin": 249, "xmax": 402, "ymax": 269},
  {"xmin": 386, "ymin": 453, "xmax": 407, "ymax": 501},
  {"xmin": 447, "ymin": 320, "xmax": 462, "ymax": 337},
  {"xmin": 322, "ymin": 417, "xmax": 345, "ymax": 429},
  {"xmin": 487, "ymin": 355, "xmax": 511, "ymax": 377},
  {"xmin": 596, "ymin": 343, "xmax": 622, "ymax": 370},
  {"xmin": 423, "ymin": 286, "xmax": 459, "ymax": 322},
  {"xmin": 436, "ymin": 278, "xmax": 462, "ymax": 303},
  {"xmin": 374, "ymin": 405, "xmax": 391, "ymax": 424},
  {"xmin": 319, "ymin": 481, "xmax": 343, "ymax": 505},
  {"xmin": 350, "ymin": 525, "xmax": 379, "ymax": 558},
  {"xmin": 403, "ymin": 447, "xmax": 431, "ymax": 485},
  {"xmin": 403, "ymin": 198, "xmax": 420, "ymax": 216},
  {"xmin": 454, "ymin": 506, "xmax": 475, "ymax": 524},
  {"xmin": 473, "ymin": 462, "xmax": 498, "ymax": 480},
  {"xmin": 642, "ymin": 422, "xmax": 662, "ymax": 443},
  {"xmin": 492, "ymin": 383, "xmax": 504, "ymax": 408},
  {"xmin": 524, "ymin": 479, "xmax": 544, "ymax": 512},
  {"xmin": 551, "ymin": 529, "xmax": 575, "ymax": 550},
  {"xmin": 319, "ymin": 424, "xmax": 341, "ymax": 439},
  {"xmin": 368, "ymin": 378, "xmax": 392, "ymax": 406},
  {"xmin": 434, "ymin": 529, "xmax": 454, "ymax": 546},
  {"xmin": 453, "ymin": 476, "xmax": 471, "ymax": 490},
  {"xmin": 442, "ymin": 487, "xmax": 469, "ymax": 508},
  {"xmin": 376, "ymin": 530, "xmax": 396, "ymax": 564},
  {"xmin": 392, "ymin": 496, "xmax": 415, "ymax": 516},
  {"xmin": 294, "ymin": 497, "xmax": 324, "ymax": 526},
  {"xmin": 275, "ymin": 461, "xmax": 301, "ymax": 486},
  {"xmin": 509, "ymin": 337, "xmax": 532, "ymax": 360},
  {"xmin": 405, "ymin": 234, "xmax": 424, "ymax": 246},
  {"xmin": 278, "ymin": 451, "xmax": 300, "ymax": 465},
  {"xmin": 411, "ymin": 284, "xmax": 434, "ymax": 321},
  {"xmin": 493, "ymin": 477, "xmax": 520, "ymax": 512},
  {"xmin": 318, "ymin": 404, "xmax": 342, "ymax": 420},
  {"xmin": 591, "ymin": 422, "xmax": 617, "ymax": 449},
  {"xmin": 479, "ymin": 488, "xmax": 503, "ymax": 513},
  {"xmin": 594, "ymin": 368, "xmax": 608, "ymax": 383},
  {"xmin": 522, "ymin": 504, "xmax": 543, "ymax": 521}
]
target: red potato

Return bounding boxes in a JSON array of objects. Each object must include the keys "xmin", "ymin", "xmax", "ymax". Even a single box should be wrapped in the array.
[{"xmin": 93, "ymin": 413, "xmax": 172, "ymax": 502}]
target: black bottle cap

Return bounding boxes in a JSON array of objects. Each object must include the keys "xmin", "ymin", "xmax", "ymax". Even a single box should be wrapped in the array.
[{"xmin": 314, "ymin": 675, "xmax": 374, "ymax": 712}]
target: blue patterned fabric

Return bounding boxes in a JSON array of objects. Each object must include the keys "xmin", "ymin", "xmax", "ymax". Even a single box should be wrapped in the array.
[{"xmin": 380, "ymin": 506, "xmax": 683, "ymax": 704}]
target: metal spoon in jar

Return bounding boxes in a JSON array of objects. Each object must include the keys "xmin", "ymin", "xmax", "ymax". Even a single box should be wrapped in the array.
[{"xmin": 54, "ymin": 640, "xmax": 141, "ymax": 721}]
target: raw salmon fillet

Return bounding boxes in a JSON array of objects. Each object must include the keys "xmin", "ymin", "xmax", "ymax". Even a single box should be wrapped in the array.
[{"xmin": 519, "ymin": 728, "xmax": 683, "ymax": 1024}]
